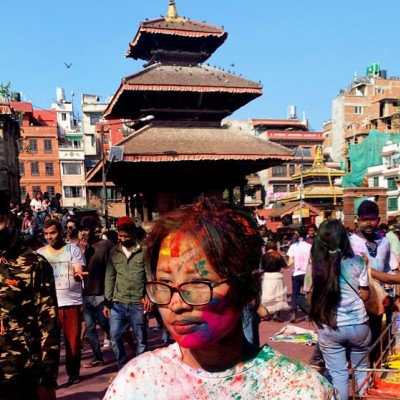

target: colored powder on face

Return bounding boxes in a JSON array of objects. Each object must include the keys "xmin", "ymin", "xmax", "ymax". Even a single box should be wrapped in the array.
[
  {"xmin": 159, "ymin": 234, "xmax": 173, "ymax": 257},
  {"xmin": 159, "ymin": 232, "xmax": 183, "ymax": 257},
  {"xmin": 195, "ymin": 259, "xmax": 209, "ymax": 276}
]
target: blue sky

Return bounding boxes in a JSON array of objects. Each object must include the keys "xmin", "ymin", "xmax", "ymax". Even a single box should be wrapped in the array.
[{"xmin": 1, "ymin": 0, "xmax": 399, "ymax": 131}]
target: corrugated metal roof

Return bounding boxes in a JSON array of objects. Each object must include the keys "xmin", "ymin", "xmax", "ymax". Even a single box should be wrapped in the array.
[{"xmin": 10, "ymin": 101, "xmax": 33, "ymax": 114}]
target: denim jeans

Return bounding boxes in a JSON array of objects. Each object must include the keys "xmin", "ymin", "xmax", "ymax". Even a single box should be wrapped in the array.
[
  {"xmin": 291, "ymin": 274, "xmax": 305, "ymax": 314},
  {"xmin": 242, "ymin": 304, "xmax": 260, "ymax": 347},
  {"xmin": 83, "ymin": 295, "xmax": 110, "ymax": 361},
  {"xmin": 318, "ymin": 322, "xmax": 371, "ymax": 400},
  {"xmin": 109, "ymin": 301, "xmax": 148, "ymax": 369}
]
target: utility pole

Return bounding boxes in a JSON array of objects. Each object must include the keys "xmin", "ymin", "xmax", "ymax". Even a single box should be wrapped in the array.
[
  {"xmin": 96, "ymin": 115, "xmax": 154, "ymax": 228},
  {"xmin": 299, "ymin": 147, "xmax": 304, "ymax": 226},
  {"xmin": 99, "ymin": 125, "xmax": 109, "ymax": 229}
]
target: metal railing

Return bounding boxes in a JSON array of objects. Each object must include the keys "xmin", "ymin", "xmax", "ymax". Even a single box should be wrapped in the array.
[{"xmin": 352, "ymin": 322, "xmax": 400, "ymax": 399}]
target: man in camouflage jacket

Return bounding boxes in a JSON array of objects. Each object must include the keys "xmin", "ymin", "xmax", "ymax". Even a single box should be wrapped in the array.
[{"xmin": 0, "ymin": 191, "xmax": 60, "ymax": 400}]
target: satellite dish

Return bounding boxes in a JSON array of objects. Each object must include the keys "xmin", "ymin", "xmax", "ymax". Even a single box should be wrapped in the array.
[{"xmin": 109, "ymin": 146, "xmax": 124, "ymax": 162}]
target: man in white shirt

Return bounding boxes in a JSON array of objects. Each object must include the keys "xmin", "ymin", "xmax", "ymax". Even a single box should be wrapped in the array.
[
  {"xmin": 349, "ymin": 200, "xmax": 395, "ymax": 363},
  {"xmin": 37, "ymin": 220, "xmax": 86, "ymax": 385},
  {"xmin": 287, "ymin": 226, "xmax": 311, "ymax": 323}
]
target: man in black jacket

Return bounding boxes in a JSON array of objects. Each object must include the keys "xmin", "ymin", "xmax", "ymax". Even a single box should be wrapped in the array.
[{"xmin": 79, "ymin": 216, "xmax": 114, "ymax": 367}]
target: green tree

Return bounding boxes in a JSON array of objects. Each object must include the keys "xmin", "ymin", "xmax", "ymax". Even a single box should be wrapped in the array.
[{"xmin": 0, "ymin": 81, "xmax": 11, "ymax": 101}]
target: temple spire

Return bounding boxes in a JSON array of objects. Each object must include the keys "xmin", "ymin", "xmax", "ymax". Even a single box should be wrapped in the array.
[
  {"xmin": 165, "ymin": 0, "xmax": 185, "ymax": 22},
  {"xmin": 312, "ymin": 145, "xmax": 324, "ymax": 168}
]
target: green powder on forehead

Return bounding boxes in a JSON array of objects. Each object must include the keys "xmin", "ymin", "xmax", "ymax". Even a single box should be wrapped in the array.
[{"xmin": 195, "ymin": 260, "xmax": 209, "ymax": 276}]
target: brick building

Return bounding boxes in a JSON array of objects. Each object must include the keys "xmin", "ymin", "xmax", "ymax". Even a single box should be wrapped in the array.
[
  {"xmin": 325, "ymin": 65, "xmax": 400, "ymax": 167},
  {"xmin": 0, "ymin": 102, "xmax": 20, "ymax": 201},
  {"xmin": 14, "ymin": 102, "xmax": 62, "ymax": 201}
]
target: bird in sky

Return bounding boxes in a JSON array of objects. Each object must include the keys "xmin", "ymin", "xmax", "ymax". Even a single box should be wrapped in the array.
[{"xmin": 64, "ymin": 62, "xmax": 72, "ymax": 69}]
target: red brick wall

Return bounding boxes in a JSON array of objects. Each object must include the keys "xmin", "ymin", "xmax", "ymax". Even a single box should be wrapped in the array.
[
  {"xmin": 19, "ymin": 126, "xmax": 62, "ymax": 200},
  {"xmin": 342, "ymin": 187, "xmax": 387, "ymax": 228}
]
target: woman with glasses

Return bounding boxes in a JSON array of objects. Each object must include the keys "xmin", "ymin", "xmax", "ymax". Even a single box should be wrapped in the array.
[
  {"xmin": 104, "ymin": 197, "xmax": 337, "ymax": 400},
  {"xmin": 65, "ymin": 219, "xmax": 79, "ymax": 244}
]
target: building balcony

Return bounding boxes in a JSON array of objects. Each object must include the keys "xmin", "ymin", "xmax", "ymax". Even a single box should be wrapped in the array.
[{"xmin": 58, "ymin": 147, "xmax": 85, "ymax": 160}]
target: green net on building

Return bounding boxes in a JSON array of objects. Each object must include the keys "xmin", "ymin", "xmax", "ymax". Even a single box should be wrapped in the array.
[{"xmin": 342, "ymin": 129, "xmax": 400, "ymax": 187}]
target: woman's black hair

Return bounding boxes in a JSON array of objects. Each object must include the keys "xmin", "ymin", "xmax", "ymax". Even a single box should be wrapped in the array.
[{"xmin": 309, "ymin": 219, "xmax": 354, "ymax": 328}]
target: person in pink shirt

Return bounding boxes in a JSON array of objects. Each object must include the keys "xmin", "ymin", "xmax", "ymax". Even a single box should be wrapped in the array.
[
  {"xmin": 21, "ymin": 208, "xmax": 38, "ymax": 237},
  {"xmin": 287, "ymin": 225, "xmax": 312, "ymax": 323}
]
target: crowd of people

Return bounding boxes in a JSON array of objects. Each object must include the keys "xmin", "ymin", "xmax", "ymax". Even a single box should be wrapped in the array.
[{"xmin": 1, "ymin": 190, "xmax": 400, "ymax": 399}]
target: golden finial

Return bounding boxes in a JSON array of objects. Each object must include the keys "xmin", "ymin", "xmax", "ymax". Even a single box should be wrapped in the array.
[
  {"xmin": 165, "ymin": 0, "xmax": 186, "ymax": 22},
  {"xmin": 312, "ymin": 145, "xmax": 324, "ymax": 168}
]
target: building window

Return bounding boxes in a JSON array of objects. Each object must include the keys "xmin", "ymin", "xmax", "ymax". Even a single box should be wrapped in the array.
[
  {"xmin": 388, "ymin": 177, "xmax": 397, "ymax": 190},
  {"xmin": 29, "ymin": 139, "xmax": 38, "ymax": 153},
  {"xmin": 45, "ymin": 163, "xmax": 54, "ymax": 176},
  {"xmin": 19, "ymin": 162, "xmax": 25, "ymax": 176},
  {"xmin": 62, "ymin": 162, "xmax": 81, "ymax": 175},
  {"xmin": 90, "ymin": 114, "xmax": 102, "ymax": 126},
  {"xmin": 20, "ymin": 186, "xmax": 26, "ymax": 198},
  {"xmin": 289, "ymin": 164, "xmax": 295, "ymax": 176},
  {"xmin": 44, "ymin": 139, "xmax": 52, "ymax": 153},
  {"xmin": 72, "ymin": 140, "xmax": 82, "ymax": 149},
  {"xmin": 272, "ymin": 166, "xmax": 287, "ymax": 177},
  {"xmin": 294, "ymin": 147, "xmax": 311, "ymax": 157},
  {"xmin": 388, "ymin": 197, "xmax": 398, "ymax": 212},
  {"xmin": 32, "ymin": 186, "xmax": 41, "ymax": 196},
  {"xmin": 289, "ymin": 184, "xmax": 296, "ymax": 192},
  {"xmin": 64, "ymin": 186, "xmax": 83, "ymax": 198},
  {"xmin": 31, "ymin": 162, "xmax": 39, "ymax": 176},
  {"xmin": 373, "ymin": 177, "xmax": 379, "ymax": 187},
  {"xmin": 273, "ymin": 185, "xmax": 287, "ymax": 193},
  {"xmin": 46, "ymin": 186, "xmax": 55, "ymax": 197},
  {"xmin": 61, "ymin": 113, "xmax": 67, "ymax": 121},
  {"xmin": 355, "ymin": 106, "xmax": 363, "ymax": 115}
]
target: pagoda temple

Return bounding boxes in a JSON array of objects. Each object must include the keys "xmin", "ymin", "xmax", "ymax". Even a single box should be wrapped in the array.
[
  {"xmin": 278, "ymin": 145, "xmax": 346, "ymax": 219},
  {"xmin": 87, "ymin": 1, "xmax": 293, "ymax": 221}
]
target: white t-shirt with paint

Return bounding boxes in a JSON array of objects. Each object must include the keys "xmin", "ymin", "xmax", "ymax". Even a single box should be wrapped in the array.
[
  {"xmin": 104, "ymin": 342, "xmax": 337, "ymax": 400},
  {"xmin": 37, "ymin": 243, "xmax": 86, "ymax": 307}
]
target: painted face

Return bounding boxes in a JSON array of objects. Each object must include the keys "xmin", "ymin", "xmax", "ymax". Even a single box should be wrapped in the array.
[
  {"xmin": 156, "ymin": 231, "xmax": 241, "ymax": 349},
  {"xmin": 358, "ymin": 213, "xmax": 380, "ymax": 236}
]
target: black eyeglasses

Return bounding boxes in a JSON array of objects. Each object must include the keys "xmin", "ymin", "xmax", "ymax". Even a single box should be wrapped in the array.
[
  {"xmin": 145, "ymin": 279, "xmax": 230, "ymax": 306},
  {"xmin": 66, "ymin": 226, "xmax": 74, "ymax": 230}
]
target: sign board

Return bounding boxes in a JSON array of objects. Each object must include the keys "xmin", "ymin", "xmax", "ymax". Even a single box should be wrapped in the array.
[
  {"xmin": 293, "ymin": 208, "xmax": 309, "ymax": 217},
  {"xmin": 109, "ymin": 146, "xmax": 124, "ymax": 162}
]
